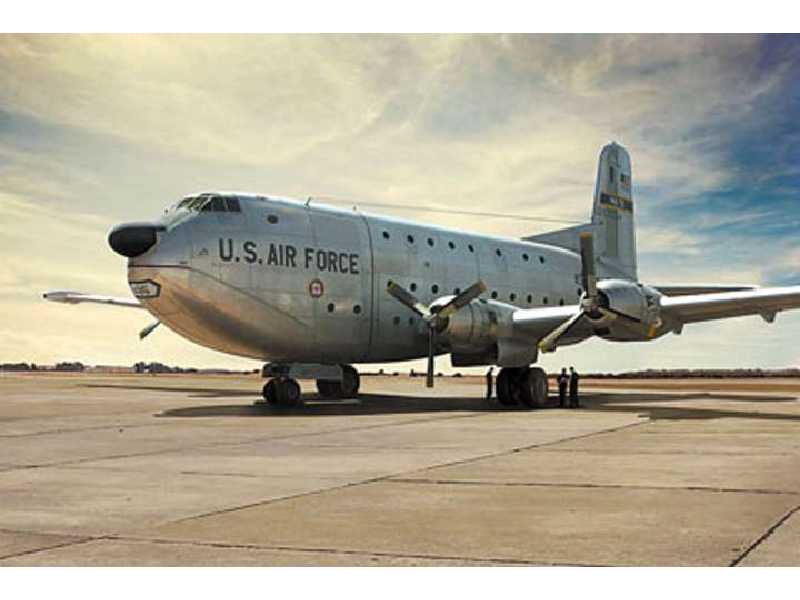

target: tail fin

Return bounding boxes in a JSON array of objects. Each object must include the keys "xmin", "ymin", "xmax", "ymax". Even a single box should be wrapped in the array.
[{"xmin": 524, "ymin": 142, "xmax": 637, "ymax": 281}]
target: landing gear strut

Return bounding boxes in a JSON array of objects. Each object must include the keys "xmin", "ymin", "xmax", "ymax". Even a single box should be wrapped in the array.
[
  {"xmin": 316, "ymin": 365, "xmax": 360, "ymax": 399},
  {"xmin": 495, "ymin": 366, "xmax": 549, "ymax": 409}
]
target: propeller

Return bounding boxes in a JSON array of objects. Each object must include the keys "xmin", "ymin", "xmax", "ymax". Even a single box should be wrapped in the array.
[
  {"xmin": 387, "ymin": 280, "xmax": 487, "ymax": 387},
  {"xmin": 538, "ymin": 232, "xmax": 638, "ymax": 353},
  {"xmin": 139, "ymin": 320, "xmax": 161, "ymax": 340}
]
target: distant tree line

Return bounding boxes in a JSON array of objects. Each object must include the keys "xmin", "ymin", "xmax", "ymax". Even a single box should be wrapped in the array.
[{"xmin": 583, "ymin": 368, "xmax": 800, "ymax": 379}]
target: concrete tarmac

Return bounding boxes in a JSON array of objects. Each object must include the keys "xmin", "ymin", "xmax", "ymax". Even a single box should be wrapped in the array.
[{"xmin": 1, "ymin": 372, "xmax": 799, "ymax": 566}]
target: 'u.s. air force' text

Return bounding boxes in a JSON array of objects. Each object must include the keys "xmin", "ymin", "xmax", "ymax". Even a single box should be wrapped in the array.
[{"xmin": 217, "ymin": 238, "xmax": 360, "ymax": 274}]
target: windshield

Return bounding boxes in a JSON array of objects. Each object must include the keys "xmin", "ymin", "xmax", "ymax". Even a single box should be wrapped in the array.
[{"xmin": 173, "ymin": 194, "xmax": 241, "ymax": 213}]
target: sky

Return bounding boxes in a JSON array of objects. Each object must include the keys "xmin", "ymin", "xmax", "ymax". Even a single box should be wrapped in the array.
[{"xmin": 2, "ymin": 33, "xmax": 800, "ymax": 373}]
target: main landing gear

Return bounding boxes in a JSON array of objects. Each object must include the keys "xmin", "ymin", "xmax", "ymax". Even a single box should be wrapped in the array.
[
  {"xmin": 316, "ymin": 365, "xmax": 360, "ymax": 399},
  {"xmin": 495, "ymin": 366, "xmax": 549, "ymax": 409},
  {"xmin": 258, "ymin": 364, "xmax": 361, "ymax": 408}
]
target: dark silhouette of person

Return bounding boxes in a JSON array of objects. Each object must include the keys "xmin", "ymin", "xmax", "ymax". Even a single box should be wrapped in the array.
[
  {"xmin": 569, "ymin": 366, "xmax": 580, "ymax": 408},
  {"xmin": 557, "ymin": 368, "xmax": 568, "ymax": 407},
  {"xmin": 486, "ymin": 367, "xmax": 494, "ymax": 400}
]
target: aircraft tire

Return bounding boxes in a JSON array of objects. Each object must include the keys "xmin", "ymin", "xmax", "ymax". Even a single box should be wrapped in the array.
[
  {"xmin": 340, "ymin": 365, "xmax": 360, "ymax": 397},
  {"xmin": 316, "ymin": 380, "xmax": 339, "ymax": 398},
  {"xmin": 496, "ymin": 368, "xmax": 518, "ymax": 407},
  {"xmin": 519, "ymin": 366, "xmax": 548, "ymax": 409},
  {"xmin": 278, "ymin": 378, "xmax": 302, "ymax": 406},
  {"xmin": 262, "ymin": 379, "xmax": 278, "ymax": 404}
]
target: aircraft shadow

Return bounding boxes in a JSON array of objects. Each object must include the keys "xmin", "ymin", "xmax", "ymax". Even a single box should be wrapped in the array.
[{"xmin": 81, "ymin": 382, "xmax": 799, "ymax": 422}]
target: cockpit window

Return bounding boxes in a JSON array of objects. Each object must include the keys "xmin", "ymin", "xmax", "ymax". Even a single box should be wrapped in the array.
[
  {"xmin": 201, "ymin": 196, "xmax": 227, "ymax": 212},
  {"xmin": 176, "ymin": 194, "xmax": 241, "ymax": 213}
]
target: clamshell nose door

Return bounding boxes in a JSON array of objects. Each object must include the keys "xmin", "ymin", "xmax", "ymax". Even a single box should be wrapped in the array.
[{"xmin": 108, "ymin": 222, "xmax": 165, "ymax": 258}]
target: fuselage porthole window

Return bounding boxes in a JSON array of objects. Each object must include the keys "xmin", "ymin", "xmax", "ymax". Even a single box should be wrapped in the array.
[
  {"xmin": 353, "ymin": 305, "xmax": 362, "ymax": 314},
  {"xmin": 267, "ymin": 214, "xmax": 279, "ymax": 224},
  {"xmin": 427, "ymin": 237, "xmax": 434, "ymax": 247},
  {"xmin": 431, "ymin": 284, "xmax": 439, "ymax": 294},
  {"xmin": 327, "ymin": 303, "xmax": 335, "ymax": 313},
  {"xmin": 382, "ymin": 231, "xmax": 390, "ymax": 240},
  {"xmin": 543, "ymin": 296, "xmax": 549, "ymax": 305},
  {"xmin": 496, "ymin": 248, "xmax": 502, "ymax": 257},
  {"xmin": 410, "ymin": 282, "xmax": 417, "ymax": 292},
  {"xmin": 559, "ymin": 298, "xmax": 565, "ymax": 306},
  {"xmin": 510, "ymin": 293, "xmax": 516, "ymax": 302},
  {"xmin": 448, "ymin": 241, "xmax": 455, "ymax": 250},
  {"xmin": 539, "ymin": 256, "xmax": 545, "ymax": 264},
  {"xmin": 522, "ymin": 253, "xmax": 529, "ymax": 262},
  {"xmin": 491, "ymin": 291, "xmax": 498, "ymax": 299},
  {"xmin": 393, "ymin": 316, "xmax": 401, "ymax": 326},
  {"xmin": 526, "ymin": 294, "xmax": 533, "ymax": 304},
  {"xmin": 453, "ymin": 287, "xmax": 461, "ymax": 295},
  {"xmin": 468, "ymin": 244, "xmax": 474, "ymax": 253},
  {"xmin": 407, "ymin": 234, "xmax": 414, "ymax": 244}
]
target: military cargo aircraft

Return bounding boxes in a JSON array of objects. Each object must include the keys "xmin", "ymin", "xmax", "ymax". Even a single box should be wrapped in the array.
[{"xmin": 44, "ymin": 143, "xmax": 800, "ymax": 408}]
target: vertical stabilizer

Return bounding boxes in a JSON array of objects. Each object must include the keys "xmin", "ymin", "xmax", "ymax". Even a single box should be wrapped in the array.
[
  {"xmin": 591, "ymin": 142, "xmax": 637, "ymax": 280},
  {"xmin": 524, "ymin": 142, "xmax": 638, "ymax": 282}
]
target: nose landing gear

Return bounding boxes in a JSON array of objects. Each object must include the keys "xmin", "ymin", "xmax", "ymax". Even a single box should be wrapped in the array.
[
  {"xmin": 257, "ymin": 363, "xmax": 360, "ymax": 408},
  {"xmin": 495, "ymin": 366, "xmax": 549, "ymax": 409},
  {"xmin": 261, "ymin": 377, "xmax": 302, "ymax": 407}
]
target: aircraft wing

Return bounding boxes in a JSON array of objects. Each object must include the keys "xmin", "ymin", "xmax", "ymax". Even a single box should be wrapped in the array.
[
  {"xmin": 511, "ymin": 304, "xmax": 594, "ymax": 345},
  {"xmin": 42, "ymin": 290, "xmax": 144, "ymax": 309},
  {"xmin": 654, "ymin": 284, "xmax": 756, "ymax": 297},
  {"xmin": 660, "ymin": 286, "xmax": 800, "ymax": 325}
]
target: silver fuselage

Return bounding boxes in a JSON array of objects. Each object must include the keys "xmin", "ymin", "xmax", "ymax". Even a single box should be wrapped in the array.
[{"xmin": 129, "ymin": 194, "xmax": 582, "ymax": 364}]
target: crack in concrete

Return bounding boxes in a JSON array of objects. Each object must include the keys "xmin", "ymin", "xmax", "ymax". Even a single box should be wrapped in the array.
[
  {"xmin": 0, "ymin": 535, "xmax": 99, "ymax": 562},
  {"xmin": 106, "ymin": 534, "xmax": 604, "ymax": 566},
  {"xmin": 0, "ymin": 411, "xmax": 486, "ymax": 474},
  {"xmin": 729, "ymin": 504, "xmax": 800, "ymax": 566},
  {"xmin": 0, "ymin": 421, "xmax": 170, "ymax": 439},
  {"xmin": 168, "ymin": 418, "xmax": 651, "ymax": 524},
  {"xmin": 386, "ymin": 478, "xmax": 799, "ymax": 496}
]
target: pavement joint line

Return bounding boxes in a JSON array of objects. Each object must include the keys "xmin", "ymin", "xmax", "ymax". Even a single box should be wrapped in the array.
[
  {"xmin": 0, "ymin": 421, "xmax": 174, "ymax": 439},
  {"xmin": 729, "ymin": 503, "xmax": 800, "ymax": 566},
  {"xmin": 167, "ymin": 416, "xmax": 651, "ymax": 524},
  {"xmin": 0, "ymin": 411, "xmax": 488, "ymax": 474},
  {"xmin": 385, "ymin": 478, "xmax": 800, "ymax": 496},
  {"xmin": 0, "ymin": 535, "xmax": 101, "ymax": 562},
  {"xmin": 106, "ymin": 534, "xmax": 606, "ymax": 567}
]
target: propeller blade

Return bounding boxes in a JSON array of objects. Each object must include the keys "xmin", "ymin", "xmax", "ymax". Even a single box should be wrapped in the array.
[
  {"xmin": 426, "ymin": 327, "xmax": 435, "ymax": 388},
  {"xmin": 579, "ymin": 232, "xmax": 597, "ymax": 298},
  {"xmin": 537, "ymin": 310, "xmax": 585, "ymax": 353},
  {"xmin": 139, "ymin": 320, "xmax": 161, "ymax": 340},
  {"xmin": 435, "ymin": 280, "xmax": 488, "ymax": 321},
  {"xmin": 387, "ymin": 281, "xmax": 432, "ymax": 321}
]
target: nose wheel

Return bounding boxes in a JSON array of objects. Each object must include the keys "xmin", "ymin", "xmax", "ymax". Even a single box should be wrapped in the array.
[{"xmin": 261, "ymin": 377, "xmax": 302, "ymax": 407}]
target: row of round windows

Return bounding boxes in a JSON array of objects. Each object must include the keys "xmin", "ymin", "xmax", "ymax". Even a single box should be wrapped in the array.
[
  {"xmin": 326, "ymin": 288, "xmax": 582, "ymax": 316},
  {"xmin": 381, "ymin": 231, "xmax": 546, "ymax": 263}
]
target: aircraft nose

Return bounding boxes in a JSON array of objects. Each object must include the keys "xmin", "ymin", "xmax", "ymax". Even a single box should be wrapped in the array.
[{"xmin": 108, "ymin": 222, "xmax": 166, "ymax": 258}]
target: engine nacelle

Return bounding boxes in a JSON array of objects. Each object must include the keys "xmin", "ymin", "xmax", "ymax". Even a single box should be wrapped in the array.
[
  {"xmin": 594, "ymin": 279, "xmax": 664, "ymax": 341},
  {"xmin": 440, "ymin": 299, "xmax": 515, "ymax": 352}
]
